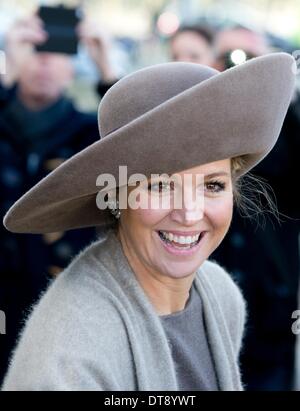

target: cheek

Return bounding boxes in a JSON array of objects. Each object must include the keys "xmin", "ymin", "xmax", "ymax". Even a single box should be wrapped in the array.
[
  {"xmin": 20, "ymin": 67, "xmax": 36, "ymax": 85},
  {"xmin": 121, "ymin": 208, "xmax": 170, "ymax": 262},
  {"xmin": 129, "ymin": 207, "xmax": 170, "ymax": 228},
  {"xmin": 204, "ymin": 195, "xmax": 233, "ymax": 230}
]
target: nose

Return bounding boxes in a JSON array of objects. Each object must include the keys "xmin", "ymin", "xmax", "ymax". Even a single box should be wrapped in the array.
[
  {"xmin": 36, "ymin": 52, "xmax": 52, "ymax": 62},
  {"xmin": 170, "ymin": 186, "xmax": 204, "ymax": 225}
]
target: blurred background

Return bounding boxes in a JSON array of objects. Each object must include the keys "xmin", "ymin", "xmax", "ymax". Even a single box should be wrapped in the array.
[
  {"xmin": 1, "ymin": 0, "xmax": 300, "ymax": 110},
  {"xmin": 0, "ymin": 0, "xmax": 299, "ymax": 391}
]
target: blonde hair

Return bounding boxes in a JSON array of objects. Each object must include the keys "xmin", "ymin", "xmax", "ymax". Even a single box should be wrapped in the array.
[{"xmin": 231, "ymin": 156, "xmax": 279, "ymax": 226}]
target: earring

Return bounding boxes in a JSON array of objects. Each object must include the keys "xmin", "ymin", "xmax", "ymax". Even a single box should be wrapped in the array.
[{"xmin": 107, "ymin": 199, "xmax": 121, "ymax": 219}]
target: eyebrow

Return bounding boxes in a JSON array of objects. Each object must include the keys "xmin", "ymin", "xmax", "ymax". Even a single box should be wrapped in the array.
[
  {"xmin": 205, "ymin": 172, "xmax": 230, "ymax": 178},
  {"xmin": 146, "ymin": 171, "xmax": 230, "ymax": 183}
]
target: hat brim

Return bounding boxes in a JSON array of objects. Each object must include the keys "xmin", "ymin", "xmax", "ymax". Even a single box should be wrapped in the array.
[{"xmin": 3, "ymin": 53, "xmax": 295, "ymax": 233}]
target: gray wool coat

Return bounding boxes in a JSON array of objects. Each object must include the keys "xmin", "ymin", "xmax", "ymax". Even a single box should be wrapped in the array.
[{"xmin": 2, "ymin": 228, "xmax": 247, "ymax": 391}]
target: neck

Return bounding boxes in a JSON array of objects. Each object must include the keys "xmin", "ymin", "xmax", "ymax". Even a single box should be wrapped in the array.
[
  {"xmin": 17, "ymin": 89, "xmax": 58, "ymax": 111},
  {"xmin": 117, "ymin": 229, "xmax": 195, "ymax": 316}
]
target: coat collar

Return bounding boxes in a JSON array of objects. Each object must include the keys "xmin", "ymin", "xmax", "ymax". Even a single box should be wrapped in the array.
[{"xmin": 98, "ymin": 228, "xmax": 243, "ymax": 390}]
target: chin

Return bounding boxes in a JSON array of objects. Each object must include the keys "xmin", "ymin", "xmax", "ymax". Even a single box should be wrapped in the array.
[{"xmin": 158, "ymin": 259, "xmax": 204, "ymax": 279}]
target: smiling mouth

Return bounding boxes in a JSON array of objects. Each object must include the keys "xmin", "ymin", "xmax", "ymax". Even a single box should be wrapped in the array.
[{"xmin": 157, "ymin": 230, "xmax": 204, "ymax": 250}]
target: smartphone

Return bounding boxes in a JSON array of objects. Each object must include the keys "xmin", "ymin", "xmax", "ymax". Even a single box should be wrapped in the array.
[{"xmin": 36, "ymin": 5, "xmax": 81, "ymax": 55}]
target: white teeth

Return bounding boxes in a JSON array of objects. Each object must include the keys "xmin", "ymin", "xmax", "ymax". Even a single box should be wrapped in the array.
[{"xmin": 160, "ymin": 231, "xmax": 200, "ymax": 244}]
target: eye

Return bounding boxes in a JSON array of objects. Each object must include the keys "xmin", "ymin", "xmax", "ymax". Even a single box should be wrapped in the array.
[
  {"xmin": 148, "ymin": 180, "xmax": 174, "ymax": 193},
  {"xmin": 205, "ymin": 180, "xmax": 226, "ymax": 193}
]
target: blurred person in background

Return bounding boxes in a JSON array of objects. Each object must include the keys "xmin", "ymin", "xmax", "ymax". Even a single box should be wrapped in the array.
[
  {"xmin": 0, "ymin": 15, "xmax": 100, "ymax": 383},
  {"xmin": 169, "ymin": 24, "xmax": 215, "ymax": 66},
  {"xmin": 210, "ymin": 26, "xmax": 300, "ymax": 391},
  {"xmin": 213, "ymin": 26, "xmax": 270, "ymax": 71},
  {"xmin": 78, "ymin": 20, "xmax": 120, "ymax": 97}
]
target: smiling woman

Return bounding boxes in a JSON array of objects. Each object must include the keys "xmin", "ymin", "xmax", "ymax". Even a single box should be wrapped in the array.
[
  {"xmin": 2, "ymin": 53, "xmax": 295, "ymax": 391},
  {"xmin": 117, "ymin": 159, "xmax": 234, "ymax": 317}
]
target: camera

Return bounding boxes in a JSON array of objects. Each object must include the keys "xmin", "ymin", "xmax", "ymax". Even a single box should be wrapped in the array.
[
  {"xmin": 36, "ymin": 5, "xmax": 81, "ymax": 55},
  {"xmin": 220, "ymin": 49, "xmax": 257, "ymax": 69}
]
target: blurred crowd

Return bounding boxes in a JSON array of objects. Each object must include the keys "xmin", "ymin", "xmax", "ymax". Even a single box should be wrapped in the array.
[{"xmin": 0, "ymin": 8, "xmax": 300, "ymax": 391}]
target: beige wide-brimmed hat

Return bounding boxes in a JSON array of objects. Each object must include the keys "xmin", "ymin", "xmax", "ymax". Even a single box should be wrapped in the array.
[{"xmin": 3, "ymin": 52, "xmax": 296, "ymax": 234}]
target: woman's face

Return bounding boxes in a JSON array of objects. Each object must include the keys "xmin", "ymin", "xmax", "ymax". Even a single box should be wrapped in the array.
[
  {"xmin": 170, "ymin": 31, "xmax": 214, "ymax": 66},
  {"xmin": 118, "ymin": 159, "xmax": 233, "ymax": 280}
]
